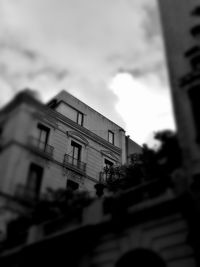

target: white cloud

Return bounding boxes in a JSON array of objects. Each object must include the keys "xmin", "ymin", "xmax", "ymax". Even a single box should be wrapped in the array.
[
  {"xmin": 109, "ymin": 73, "xmax": 176, "ymax": 145},
  {"xmin": 0, "ymin": 0, "xmax": 175, "ymax": 144}
]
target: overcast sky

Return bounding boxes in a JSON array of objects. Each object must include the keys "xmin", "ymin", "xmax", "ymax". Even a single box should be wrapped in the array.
[{"xmin": 0, "ymin": 0, "xmax": 175, "ymax": 145}]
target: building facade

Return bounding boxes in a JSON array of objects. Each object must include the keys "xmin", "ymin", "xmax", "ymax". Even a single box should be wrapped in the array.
[
  {"xmin": 0, "ymin": 90, "xmax": 141, "ymax": 205},
  {"xmin": 0, "ymin": 180, "xmax": 197, "ymax": 267},
  {"xmin": 158, "ymin": 0, "xmax": 200, "ymax": 185}
]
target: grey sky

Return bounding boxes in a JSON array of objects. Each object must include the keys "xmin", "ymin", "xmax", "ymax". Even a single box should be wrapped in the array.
[{"xmin": 0, "ymin": 0, "xmax": 174, "ymax": 144}]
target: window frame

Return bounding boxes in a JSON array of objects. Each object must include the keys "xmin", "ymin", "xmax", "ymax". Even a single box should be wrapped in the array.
[
  {"xmin": 71, "ymin": 141, "xmax": 82, "ymax": 161},
  {"xmin": 37, "ymin": 124, "xmax": 50, "ymax": 147},
  {"xmin": 108, "ymin": 130, "xmax": 114, "ymax": 145},
  {"xmin": 77, "ymin": 112, "xmax": 84, "ymax": 126}
]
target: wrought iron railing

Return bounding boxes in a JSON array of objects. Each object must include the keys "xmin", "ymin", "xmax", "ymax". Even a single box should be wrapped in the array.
[
  {"xmin": 28, "ymin": 137, "xmax": 54, "ymax": 157},
  {"xmin": 99, "ymin": 166, "xmax": 121, "ymax": 184},
  {"xmin": 63, "ymin": 154, "xmax": 86, "ymax": 173}
]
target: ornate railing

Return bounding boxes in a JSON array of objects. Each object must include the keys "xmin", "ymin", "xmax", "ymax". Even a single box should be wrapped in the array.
[
  {"xmin": 63, "ymin": 154, "xmax": 86, "ymax": 173},
  {"xmin": 99, "ymin": 166, "xmax": 121, "ymax": 184},
  {"xmin": 28, "ymin": 137, "xmax": 54, "ymax": 158}
]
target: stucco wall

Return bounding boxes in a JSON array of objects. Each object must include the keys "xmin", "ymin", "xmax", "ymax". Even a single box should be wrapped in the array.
[
  {"xmin": 52, "ymin": 90, "xmax": 125, "ymax": 150},
  {"xmin": 0, "ymin": 98, "xmax": 122, "ymax": 197}
]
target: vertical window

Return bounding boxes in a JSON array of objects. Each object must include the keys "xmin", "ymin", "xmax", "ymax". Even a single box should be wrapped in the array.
[
  {"xmin": 188, "ymin": 86, "xmax": 200, "ymax": 142},
  {"xmin": 71, "ymin": 141, "xmax": 82, "ymax": 160},
  {"xmin": 70, "ymin": 141, "xmax": 82, "ymax": 168},
  {"xmin": 26, "ymin": 163, "xmax": 43, "ymax": 200},
  {"xmin": 77, "ymin": 112, "xmax": 84, "ymax": 126},
  {"xmin": 37, "ymin": 124, "xmax": 50, "ymax": 150},
  {"xmin": 108, "ymin": 130, "xmax": 114, "ymax": 145},
  {"xmin": 103, "ymin": 159, "xmax": 114, "ymax": 182},
  {"xmin": 0, "ymin": 126, "xmax": 3, "ymax": 136}
]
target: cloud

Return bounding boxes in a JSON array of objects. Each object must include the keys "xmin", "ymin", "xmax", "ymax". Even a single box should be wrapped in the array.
[
  {"xmin": 110, "ymin": 73, "xmax": 175, "ymax": 145},
  {"xmin": 0, "ymin": 0, "xmax": 173, "ymax": 143}
]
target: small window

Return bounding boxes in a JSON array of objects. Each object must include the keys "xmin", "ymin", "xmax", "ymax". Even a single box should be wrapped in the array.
[
  {"xmin": 108, "ymin": 130, "xmax": 114, "ymax": 144},
  {"xmin": 67, "ymin": 179, "xmax": 79, "ymax": 191},
  {"xmin": 77, "ymin": 112, "xmax": 84, "ymax": 126}
]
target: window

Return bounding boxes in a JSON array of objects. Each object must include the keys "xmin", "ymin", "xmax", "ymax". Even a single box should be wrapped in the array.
[
  {"xmin": 56, "ymin": 103, "xmax": 77, "ymax": 121},
  {"xmin": 26, "ymin": 163, "xmax": 43, "ymax": 200},
  {"xmin": 103, "ymin": 159, "xmax": 114, "ymax": 182},
  {"xmin": 71, "ymin": 141, "xmax": 82, "ymax": 161},
  {"xmin": 56, "ymin": 102, "xmax": 84, "ymax": 126},
  {"xmin": 108, "ymin": 130, "xmax": 114, "ymax": 145},
  {"xmin": 190, "ymin": 54, "xmax": 200, "ymax": 70},
  {"xmin": 66, "ymin": 179, "xmax": 79, "ymax": 191},
  {"xmin": 104, "ymin": 158, "xmax": 114, "ymax": 168},
  {"xmin": 0, "ymin": 126, "xmax": 3, "ymax": 136},
  {"xmin": 37, "ymin": 124, "xmax": 50, "ymax": 150},
  {"xmin": 77, "ymin": 112, "xmax": 84, "ymax": 126},
  {"xmin": 188, "ymin": 87, "xmax": 200, "ymax": 142},
  {"xmin": 70, "ymin": 141, "xmax": 82, "ymax": 169}
]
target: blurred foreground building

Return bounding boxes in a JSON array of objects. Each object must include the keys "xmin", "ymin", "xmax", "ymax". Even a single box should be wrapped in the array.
[{"xmin": 158, "ymin": 0, "xmax": 200, "ymax": 187}]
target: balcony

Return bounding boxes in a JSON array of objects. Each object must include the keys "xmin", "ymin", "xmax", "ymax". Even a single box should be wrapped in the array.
[
  {"xmin": 63, "ymin": 154, "xmax": 86, "ymax": 173},
  {"xmin": 28, "ymin": 137, "xmax": 54, "ymax": 158},
  {"xmin": 99, "ymin": 166, "xmax": 121, "ymax": 184}
]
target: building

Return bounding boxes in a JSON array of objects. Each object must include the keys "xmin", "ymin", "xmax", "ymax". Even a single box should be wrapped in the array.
[
  {"xmin": 0, "ymin": 89, "xmax": 141, "ymax": 204},
  {"xmin": 0, "ymin": 177, "xmax": 197, "ymax": 267},
  {"xmin": 158, "ymin": 0, "xmax": 200, "ymax": 186},
  {"xmin": 1, "ymin": 2, "xmax": 200, "ymax": 265}
]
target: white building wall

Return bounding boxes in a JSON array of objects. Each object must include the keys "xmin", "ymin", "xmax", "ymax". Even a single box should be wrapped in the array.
[
  {"xmin": 52, "ymin": 90, "xmax": 125, "ymax": 149},
  {"xmin": 0, "ymin": 95, "xmax": 122, "ymax": 197}
]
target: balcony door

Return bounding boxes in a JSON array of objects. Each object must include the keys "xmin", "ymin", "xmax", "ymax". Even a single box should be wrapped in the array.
[
  {"xmin": 71, "ymin": 141, "xmax": 82, "ymax": 167},
  {"xmin": 103, "ymin": 159, "xmax": 114, "ymax": 182}
]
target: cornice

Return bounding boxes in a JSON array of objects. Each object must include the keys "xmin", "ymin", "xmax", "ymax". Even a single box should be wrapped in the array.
[
  {"xmin": 0, "ymin": 93, "xmax": 122, "ymax": 155},
  {"xmin": 44, "ymin": 108, "xmax": 122, "ymax": 155},
  {"xmin": 100, "ymin": 150, "xmax": 119, "ymax": 162},
  {"xmin": 66, "ymin": 131, "xmax": 89, "ymax": 147}
]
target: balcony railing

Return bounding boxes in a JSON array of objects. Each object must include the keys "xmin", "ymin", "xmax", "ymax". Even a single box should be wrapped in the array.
[
  {"xmin": 63, "ymin": 154, "xmax": 86, "ymax": 173},
  {"xmin": 99, "ymin": 166, "xmax": 121, "ymax": 184},
  {"xmin": 28, "ymin": 137, "xmax": 54, "ymax": 158}
]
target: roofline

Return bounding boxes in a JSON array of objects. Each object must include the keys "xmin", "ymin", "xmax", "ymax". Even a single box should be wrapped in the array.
[
  {"xmin": 0, "ymin": 90, "xmax": 121, "ymax": 154},
  {"xmin": 47, "ymin": 89, "xmax": 126, "ymax": 132}
]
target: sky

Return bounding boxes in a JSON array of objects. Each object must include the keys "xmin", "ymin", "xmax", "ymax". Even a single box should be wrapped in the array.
[{"xmin": 0, "ymin": 0, "xmax": 175, "ymax": 145}]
